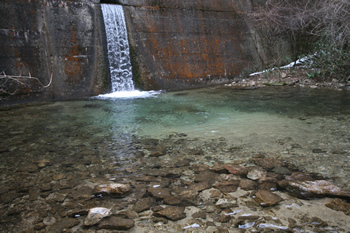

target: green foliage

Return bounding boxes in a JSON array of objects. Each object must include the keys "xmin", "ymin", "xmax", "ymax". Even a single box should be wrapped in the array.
[{"xmin": 304, "ymin": 42, "xmax": 350, "ymax": 82}]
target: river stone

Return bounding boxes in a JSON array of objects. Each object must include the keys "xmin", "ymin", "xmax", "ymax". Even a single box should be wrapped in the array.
[
  {"xmin": 239, "ymin": 179, "xmax": 257, "ymax": 191},
  {"xmin": 154, "ymin": 206, "xmax": 186, "ymax": 221},
  {"xmin": 254, "ymin": 190, "xmax": 283, "ymax": 206},
  {"xmin": 199, "ymin": 188, "xmax": 223, "ymax": 202},
  {"xmin": 98, "ymin": 216, "xmax": 135, "ymax": 230},
  {"xmin": 189, "ymin": 182, "xmax": 211, "ymax": 192},
  {"xmin": 49, "ymin": 218, "xmax": 80, "ymax": 233},
  {"xmin": 278, "ymin": 179, "xmax": 350, "ymax": 198},
  {"xmin": 163, "ymin": 196, "xmax": 182, "ymax": 205},
  {"xmin": 247, "ymin": 168, "xmax": 266, "ymax": 180},
  {"xmin": 194, "ymin": 171, "xmax": 218, "ymax": 184},
  {"xmin": 148, "ymin": 186, "xmax": 171, "ymax": 199},
  {"xmin": 215, "ymin": 198, "xmax": 238, "ymax": 208},
  {"xmin": 132, "ymin": 197, "xmax": 155, "ymax": 212},
  {"xmin": 251, "ymin": 158, "xmax": 284, "ymax": 170},
  {"xmin": 214, "ymin": 180, "xmax": 240, "ymax": 193},
  {"xmin": 84, "ymin": 207, "xmax": 112, "ymax": 226},
  {"xmin": 289, "ymin": 172, "xmax": 314, "ymax": 181},
  {"xmin": 223, "ymin": 164, "xmax": 248, "ymax": 175},
  {"xmin": 209, "ymin": 162, "xmax": 227, "ymax": 173},
  {"xmin": 273, "ymin": 166, "xmax": 292, "ymax": 175},
  {"xmin": 93, "ymin": 183, "xmax": 130, "ymax": 197}
]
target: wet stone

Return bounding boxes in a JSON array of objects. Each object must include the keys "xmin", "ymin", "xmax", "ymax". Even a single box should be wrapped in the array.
[
  {"xmin": 84, "ymin": 207, "xmax": 112, "ymax": 226},
  {"xmin": 194, "ymin": 171, "xmax": 218, "ymax": 184},
  {"xmin": 148, "ymin": 186, "xmax": 171, "ymax": 199},
  {"xmin": 254, "ymin": 190, "xmax": 283, "ymax": 206},
  {"xmin": 192, "ymin": 210, "xmax": 207, "ymax": 219},
  {"xmin": 215, "ymin": 198, "xmax": 238, "ymax": 209},
  {"xmin": 239, "ymin": 179, "xmax": 257, "ymax": 191},
  {"xmin": 154, "ymin": 206, "xmax": 186, "ymax": 221},
  {"xmin": 289, "ymin": 172, "xmax": 314, "ymax": 181},
  {"xmin": 49, "ymin": 218, "xmax": 79, "ymax": 233},
  {"xmin": 251, "ymin": 158, "xmax": 284, "ymax": 170},
  {"xmin": 132, "ymin": 197, "xmax": 155, "ymax": 212},
  {"xmin": 93, "ymin": 183, "xmax": 131, "ymax": 197},
  {"xmin": 199, "ymin": 188, "xmax": 223, "ymax": 202},
  {"xmin": 273, "ymin": 166, "xmax": 292, "ymax": 175},
  {"xmin": 98, "ymin": 216, "xmax": 135, "ymax": 230},
  {"xmin": 189, "ymin": 181, "xmax": 211, "ymax": 192},
  {"xmin": 163, "ymin": 196, "xmax": 182, "ymax": 205},
  {"xmin": 223, "ymin": 164, "xmax": 248, "ymax": 175},
  {"xmin": 214, "ymin": 180, "xmax": 240, "ymax": 193},
  {"xmin": 209, "ymin": 162, "xmax": 227, "ymax": 173},
  {"xmin": 258, "ymin": 182, "xmax": 277, "ymax": 191},
  {"xmin": 247, "ymin": 168, "xmax": 266, "ymax": 181},
  {"xmin": 278, "ymin": 179, "xmax": 350, "ymax": 199}
]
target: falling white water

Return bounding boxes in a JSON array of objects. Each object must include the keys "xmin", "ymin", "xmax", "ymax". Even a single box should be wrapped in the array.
[{"xmin": 101, "ymin": 4, "xmax": 134, "ymax": 92}]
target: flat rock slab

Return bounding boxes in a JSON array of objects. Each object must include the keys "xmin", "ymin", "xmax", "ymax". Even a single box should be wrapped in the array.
[
  {"xmin": 98, "ymin": 216, "xmax": 135, "ymax": 230},
  {"xmin": 278, "ymin": 179, "xmax": 350, "ymax": 199},
  {"xmin": 254, "ymin": 190, "xmax": 283, "ymax": 206},
  {"xmin": 154, "ymin": 206, "xmax": 186, "ymax": 221}
]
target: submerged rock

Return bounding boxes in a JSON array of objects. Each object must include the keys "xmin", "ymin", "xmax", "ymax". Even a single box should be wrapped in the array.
[
  {"xmin": 223, "ymin": 164, "xmax": 248, "ymax": 175},
  {"xmin": 98, "ymin": 216, "xmax": 135, "ymax": 230},
  {"xmin": 132, "ymin": 197, "xmax": 155, "ymax": 212},
  {"xmin": 84, "ymin": 207, "xmax": 112, "ymax": 226},
  {"xmin": 247, "ymin": 168, "xmax": 266, "ymax": 181},
  {"xmin": 254, "ymin": 190, "xmax": 283, "ymax": 206},
  {"xmin": 215, "ymin": 198, "xmax": 238, "ymax": 208},
  {"xmin": 154, "ymin": 206, "xmax": 186, "ymax": 221},
  {"xmin": 93, "ymin": 183, "xmax": 131, "ymax": 197},
  {"xmin": 278, "ymin": 179, "xmax": 350, "ymax": 198}
]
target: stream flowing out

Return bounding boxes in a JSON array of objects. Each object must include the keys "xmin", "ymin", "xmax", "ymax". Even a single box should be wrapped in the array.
[{"xmin": 0, "ymin": 86, "xmax": 349, "ymax": 232}]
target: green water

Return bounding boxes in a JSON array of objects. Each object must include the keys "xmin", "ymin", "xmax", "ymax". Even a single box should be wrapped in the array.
[{"xmin": 0, "ymin": 86, "xmax": 349, "ymax": 188}]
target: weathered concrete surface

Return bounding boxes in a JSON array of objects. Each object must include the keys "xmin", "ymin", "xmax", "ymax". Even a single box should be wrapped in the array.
[
  {"xmin": 1, "ymin": 0, "xmax": 294, "ymax": 100},
  {"xmin": 120, "ymin": 0, "xmax": 292, "ymax": 90},
  {"xmin": 0, "ymin": 0, "xmax": 109, "ymax": 101}
]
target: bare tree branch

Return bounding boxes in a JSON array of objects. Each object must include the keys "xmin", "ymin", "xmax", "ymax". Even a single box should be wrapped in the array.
[{"xmin": 0, "ymin": 71, "xmax": 52, "ymax": 97}]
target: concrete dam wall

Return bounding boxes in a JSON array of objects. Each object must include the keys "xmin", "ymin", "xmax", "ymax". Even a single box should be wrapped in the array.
[{"xmin": 0, "ymin": 0, "xmax": 293, "ymax": 100}]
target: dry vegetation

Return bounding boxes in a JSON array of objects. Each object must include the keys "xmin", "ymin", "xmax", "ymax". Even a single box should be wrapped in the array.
[{"xmin": 250, "ymin": 0, "xmax": 350, "ymax": 83}]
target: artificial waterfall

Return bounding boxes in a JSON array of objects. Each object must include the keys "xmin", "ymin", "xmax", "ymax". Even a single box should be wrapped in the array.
[{"xmin": 101, "ymin": 4, "xmax": 134, "ymax": 92}]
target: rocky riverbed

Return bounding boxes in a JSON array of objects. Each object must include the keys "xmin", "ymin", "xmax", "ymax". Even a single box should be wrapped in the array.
[
  {"xmin": 0, "ymin": 132, "xmax": 349, "ymax": 232},
  {"xmin": 1, "ymin": 86, "xmax": 349, "ymax": 232}
]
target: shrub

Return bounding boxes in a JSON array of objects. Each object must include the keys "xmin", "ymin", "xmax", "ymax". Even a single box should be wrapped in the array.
[{"xmin": 251, "ymin": 0, "xmax": 350, "ymax": 82}]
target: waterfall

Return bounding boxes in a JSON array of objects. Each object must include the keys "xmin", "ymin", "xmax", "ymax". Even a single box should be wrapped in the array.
[{"xmin": 101, "ymin": 4, "xmax": 134, "ymax": 92}]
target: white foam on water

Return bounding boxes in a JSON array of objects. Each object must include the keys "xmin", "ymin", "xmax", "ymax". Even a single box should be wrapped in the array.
[{"xmin": 96, "ymin": 90, "xmax": 162, "ymax": 99}]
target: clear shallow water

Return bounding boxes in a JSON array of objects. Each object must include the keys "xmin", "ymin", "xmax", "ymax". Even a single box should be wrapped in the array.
[
  {"xmin": 1, "ymin": 87, "xmax": 349, "ymax": 185},
  {"xmin": 0, "ymin": 86, "xmax": 349, "ymax": 232}
]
